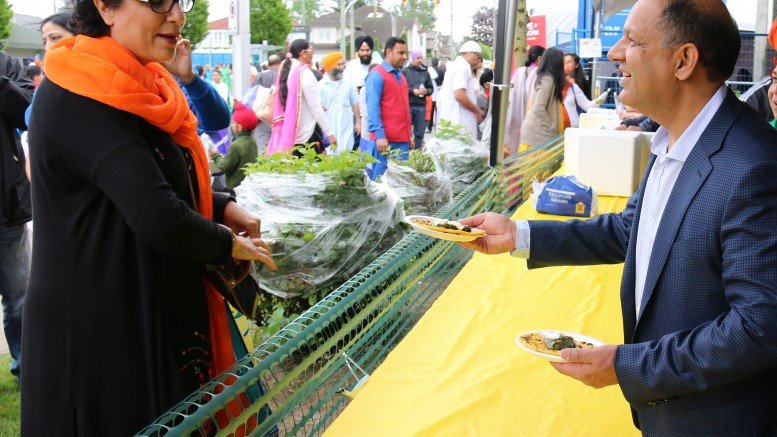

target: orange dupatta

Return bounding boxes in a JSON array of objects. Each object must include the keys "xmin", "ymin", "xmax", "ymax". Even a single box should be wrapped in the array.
[{"xmin": 45, "ymin": 35, "xmax": 235, "ymax": 377}]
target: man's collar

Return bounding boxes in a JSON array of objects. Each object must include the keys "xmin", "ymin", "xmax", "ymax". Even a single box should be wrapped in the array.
[
  {"xmin": 381, "ymin": 60, "xmax": 398, "ymax": 73},
  {"xmin": 650, "ymin": 85, "xmax": 728, "ymax": 161}
]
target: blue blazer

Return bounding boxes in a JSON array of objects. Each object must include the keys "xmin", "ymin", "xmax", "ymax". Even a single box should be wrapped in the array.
[{"xmin": 527, "ymin": 90, "xmax": 777, "ymax": 436}]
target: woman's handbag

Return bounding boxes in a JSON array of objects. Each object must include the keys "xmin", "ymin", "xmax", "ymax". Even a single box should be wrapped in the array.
[
  {"xmin": 204, "ymin": 260, "xmax": 264, "ymax": 323},
  {"xmin": 182, "ymin": 149, "xmax": 264, "ymax": 323}
]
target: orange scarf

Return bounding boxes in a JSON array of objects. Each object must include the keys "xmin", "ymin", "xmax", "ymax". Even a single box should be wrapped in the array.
[{"xmin": 45, "ymin": 35, "xmax": 235, "ymax": 376}]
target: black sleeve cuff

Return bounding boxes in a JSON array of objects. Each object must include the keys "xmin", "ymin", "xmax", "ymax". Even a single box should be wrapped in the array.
[{"xmin": 213, "ymin": 192, "xmax": 235, "ymax": 224}]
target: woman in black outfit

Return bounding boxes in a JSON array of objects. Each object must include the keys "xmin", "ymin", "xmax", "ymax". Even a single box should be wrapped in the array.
[{"xmin": 22, "ymin": 0, "xmax": 276, "ymax": 434}]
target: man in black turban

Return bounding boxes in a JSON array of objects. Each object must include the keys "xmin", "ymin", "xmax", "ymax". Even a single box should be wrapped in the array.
[{"xmin": 354, "ymin": 35, "xmax": 374, "ymax": 65}]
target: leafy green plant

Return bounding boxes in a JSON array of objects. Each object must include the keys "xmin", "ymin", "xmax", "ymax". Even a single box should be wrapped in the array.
[
  {"xmin": 383, "ymin": 150, "xmax": 452, "ymax": 215},
  {"xmin": 435, "ymin": 119, "xmax": 475, "ymax": 145},
  {"xmin": 425, "ymin": 122, "xmax": 490, "ymax": 194},
  {"xmin": 239, "ymin": 147, "xmax": 405, "ymax": 340}
]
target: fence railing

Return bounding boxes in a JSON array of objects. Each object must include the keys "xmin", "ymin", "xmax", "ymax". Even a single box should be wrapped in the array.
[{"xmin": 136, "ymin": 137, "xmax": 564, "ymax": 436}]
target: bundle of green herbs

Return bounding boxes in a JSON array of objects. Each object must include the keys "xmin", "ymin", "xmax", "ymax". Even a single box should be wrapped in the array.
[
  {"xmin": 381, "ymin": 150, "xmax": 452, "ymax": 215},
  {"xmin": 237, "ymin": 146, "xmax": 406, "ymax": 305},
  {"xmin": 424, "ymin": 120, "xmax": 490, "ymax": 194}
]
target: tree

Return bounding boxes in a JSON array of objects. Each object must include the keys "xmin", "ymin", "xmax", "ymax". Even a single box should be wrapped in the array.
[
  {"xmin": 395, "ymin": 0, "xmax": 435, "ymax": 32},
  {"xmin": 513, "ymin": 0, "xmax": 529, "ymax": 68},
  {"xmin": 289, "ymin": 0, "xmax": 321, "ymax": 25},
  {"xmin": 250, "ymin": 0, "xmax": 292, "ymax": 46},
  {"xmin": 0, "ymin": 0, "xmax": 12, "ymax": 41},
  {"xmin": 182, "ymin": 0, "xmax": 209, "ymax": 48},
  {"xmin": 470, "ymin": 6, "xmax": 494, "ymax": 47}
]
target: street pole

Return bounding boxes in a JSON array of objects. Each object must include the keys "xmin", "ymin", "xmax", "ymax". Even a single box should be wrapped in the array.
[
  {"xmin": 450, "ymin": 0, "xmax": 454, "ymax": 42},
  {"xmin": 591, "ymin": 3, "xmax": 603, "ymax": 94},
  {"xmin": 350, "ymin": 8, "xmax": 355, "ymax": 58},
  {"xmin": 489, "ymin": 0, "xmax": 517, "ymax": 167},
  {"xmin": 340, "ymin": 0, "xmax": 347, "ymax": 54},
  {"xmin": 232, "ymin": 0, "xmax": 251, "ymax": 99}
]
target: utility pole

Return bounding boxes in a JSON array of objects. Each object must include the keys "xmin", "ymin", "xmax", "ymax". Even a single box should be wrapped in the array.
[{"xmin": 232, "ymin": 0, "xmax": 251, "ymax": 99}]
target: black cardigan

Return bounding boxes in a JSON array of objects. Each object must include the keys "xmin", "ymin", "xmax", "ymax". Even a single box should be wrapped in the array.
[{"xmin": 22, "ymin": 80, "xmax": 234, "ymax": 435}]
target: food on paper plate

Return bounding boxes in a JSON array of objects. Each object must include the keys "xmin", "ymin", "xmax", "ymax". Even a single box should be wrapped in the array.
[
  {"xmin": 409, "ymin": 217, "xmax": 487, "ymax": 237},
  {"xmin": 519, "ymin": 332, "xmax": 595, "ymax": 357}
]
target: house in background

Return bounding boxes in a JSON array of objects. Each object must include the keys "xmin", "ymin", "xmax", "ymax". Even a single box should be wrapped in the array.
[
  {"xmin": 5, "ymin": 14, "xmax": 44, "ymax": 61},
  {"xmin": 192, "ymin": 17, "xmax": 233, "ymax": 67}
]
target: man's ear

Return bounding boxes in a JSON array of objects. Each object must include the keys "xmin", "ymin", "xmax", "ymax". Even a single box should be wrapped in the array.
[
  {"xmin": 93, "ymin": 0, "xmax": 115, "ymax": 27},
  {"xmin": 673, "ymin": 43, "xmax": 700, "ymax": 81}
]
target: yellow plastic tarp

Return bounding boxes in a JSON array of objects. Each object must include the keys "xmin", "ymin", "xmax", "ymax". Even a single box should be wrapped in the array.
[{"xmin": 326, "ymin": 195, "xmax": 641, "ymax": 437}]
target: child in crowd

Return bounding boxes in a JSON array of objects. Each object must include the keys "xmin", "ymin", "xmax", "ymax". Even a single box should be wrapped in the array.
[{"xmin": 210, "ymin": 102, "xmax": 259, "ymax": 190}]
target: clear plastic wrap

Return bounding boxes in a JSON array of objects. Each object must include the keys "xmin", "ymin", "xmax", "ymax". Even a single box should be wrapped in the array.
[
  {"xmin": 380, "ymin": 151, "xmax": 452, "ymax": 215},
  {"xmin": 423, "ymin": 137, "xmax": 490, "ymax": 194},
  {"xmin": 235, "ymin": 170, "xmax": 406, "ymax": 298}
]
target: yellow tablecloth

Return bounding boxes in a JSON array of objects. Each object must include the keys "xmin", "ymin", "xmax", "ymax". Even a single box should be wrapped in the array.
[{"xmin": 325, "ymin": 195, "xmax": 641, "ymax": 437}]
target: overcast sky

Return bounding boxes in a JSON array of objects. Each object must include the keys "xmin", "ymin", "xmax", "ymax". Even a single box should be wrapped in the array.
[{"xmin": 11, "ymin": 0, "xmax": 759, "ymax": 42}]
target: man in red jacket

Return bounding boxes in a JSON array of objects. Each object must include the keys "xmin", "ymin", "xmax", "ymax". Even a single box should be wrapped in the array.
[{"xmin": 364, "ymin": 37, "xmax": 413, "ymax": 179}]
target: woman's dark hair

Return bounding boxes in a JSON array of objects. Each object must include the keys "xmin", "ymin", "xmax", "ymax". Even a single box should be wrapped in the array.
[
  {"xmin": 41, "ymin": 12, "xmax": 75, "ymax": 34},
  {"xmin": 535, "ymin": 47, "xmax": 565, "ymax": 102},
  {"xmin": 479, "ymin": 68, "xmax": 494, "ymax": 87},
  {"xmin": 525, "ymin": 45, "xmax": 545, "ymax": 67},
  {"xmin": 71, "ymin": 0, "xmax": 122, "ymax": 37},
  {"xmin": 278, "ymin": 39, "xmax": 310, "ymax": 109},
  {"xmin": 25, "ymin": 65, "xmax": 43, "ymax": 80},
  {"xmin": 565, "ymin": 53, "xmax": 591, "ymax": 98}
]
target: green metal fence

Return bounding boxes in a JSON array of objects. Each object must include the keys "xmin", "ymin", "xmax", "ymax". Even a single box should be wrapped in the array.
[{"xmin": 136, "ymin": 137, "xmax": 563, "ymax": 437}]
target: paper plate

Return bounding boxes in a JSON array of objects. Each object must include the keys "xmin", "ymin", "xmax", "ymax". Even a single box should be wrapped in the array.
[
  {"xmin": 515, "ymin": 330, "xmax": 606, "ymax": 362},
  {"xmin": 406, "ymin": 215, "xmax": 486, "ymax": 242}
]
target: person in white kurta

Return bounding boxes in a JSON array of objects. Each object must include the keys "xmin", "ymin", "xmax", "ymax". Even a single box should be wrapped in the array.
[
  {"xmin": 436, "ymin": 41, "xmax": 483, "ymax": 140},
  {"xmin": 342, "ymin": 35, "xmax": 376, "ymax": 90},
  {"xmin": 319, "ymin": 53, "xmax": 360, "ymax": 154}
]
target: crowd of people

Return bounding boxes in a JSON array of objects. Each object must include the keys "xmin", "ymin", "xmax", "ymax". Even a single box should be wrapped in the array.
[{"xmin": 2, "ymin": 0, "xmax": 777, "ymax": 435}]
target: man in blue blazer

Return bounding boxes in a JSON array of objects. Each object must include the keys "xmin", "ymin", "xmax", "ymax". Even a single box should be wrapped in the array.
[{"xmin": 461, "ymin": 0, "xmax": 777, "ymax": 435}]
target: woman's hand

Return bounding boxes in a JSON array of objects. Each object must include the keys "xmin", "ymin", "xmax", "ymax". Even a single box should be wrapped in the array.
[
  {"xmin": 162, "ymin": 39, "xmax": 195, "ymax": 84},
  {"xmin": 222, "ymin": 201, "xmax": 261, "ymax": 238},
  {"xmin": 231, "ymin": 234, "xmax": 277, "ymax": 270}
]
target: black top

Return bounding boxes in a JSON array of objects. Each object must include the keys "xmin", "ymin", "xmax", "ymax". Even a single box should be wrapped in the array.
[
  {"xmin": 0, "ymin": 52, "xmax": 33, "ymax": 228},
  {"xmin": 402, "ymin": 64, "xmax": 433, "ymax": 107},
  {"xmin": 22, "ymin": 80, "xmax": 233, "ymax": 436}
]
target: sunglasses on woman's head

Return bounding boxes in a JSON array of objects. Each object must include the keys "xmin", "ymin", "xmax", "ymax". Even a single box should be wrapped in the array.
[{"xmin": 137, "ymin": 0, "xmax": 195, "ymax": 14}]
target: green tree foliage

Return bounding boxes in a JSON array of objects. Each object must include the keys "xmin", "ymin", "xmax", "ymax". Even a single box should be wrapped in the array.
[
  {"xmin": 396, "ymin": 0, "xmax": 435, "ymax": 32},
  {"xmin": 251, "ymin": 0, "xmax": 292, "ymax": 46},
  {"xmin": 0, "ymin": 0, "xmax": 13, "ymax": 41},
  {"xmin": 182, "ymin": 0, "xmax": 209, "ymax": 47},
  {"xmin": 290, "ymin": 0, "xmax": 322, "ymax": 24},
  {"xmin": 470, "ymin": 6, "xmax": 494, "ymax": 47}
]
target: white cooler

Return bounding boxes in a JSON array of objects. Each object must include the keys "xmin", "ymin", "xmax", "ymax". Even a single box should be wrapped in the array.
[
  {"xmin": 578, "ymin": 110, "xmax": 621, "ymax": 129},
  {"xmin": 564, "ymin": 128, "xmax": 653, "ymax": 197}
]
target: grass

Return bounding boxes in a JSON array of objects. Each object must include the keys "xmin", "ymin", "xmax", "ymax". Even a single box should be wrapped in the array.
[{"xmin": 0, "ymin": 355, "xmax": 20, "ymax": 436}]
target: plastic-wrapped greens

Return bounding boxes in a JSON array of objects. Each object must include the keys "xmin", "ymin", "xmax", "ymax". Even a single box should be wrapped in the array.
[
  {"xmin": 381, "ymin": 150, "xmax": 452, "ymax": 215},
  {"xmin": 236, "ymin": 151, "xmax": 406, "ymax": 298},
  {"xmin": 423, "ymin": 137, "xmax": 490, "ymax": 194}
]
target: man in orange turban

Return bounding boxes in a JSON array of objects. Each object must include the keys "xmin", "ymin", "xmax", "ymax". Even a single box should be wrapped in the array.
[
  {"xmin": 322, "ymin": 52, "xmax": 344, "ymax": 74},
  {"xmin": 319, "ymin": 51, "xmax": 360, "ymax": 154}
]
